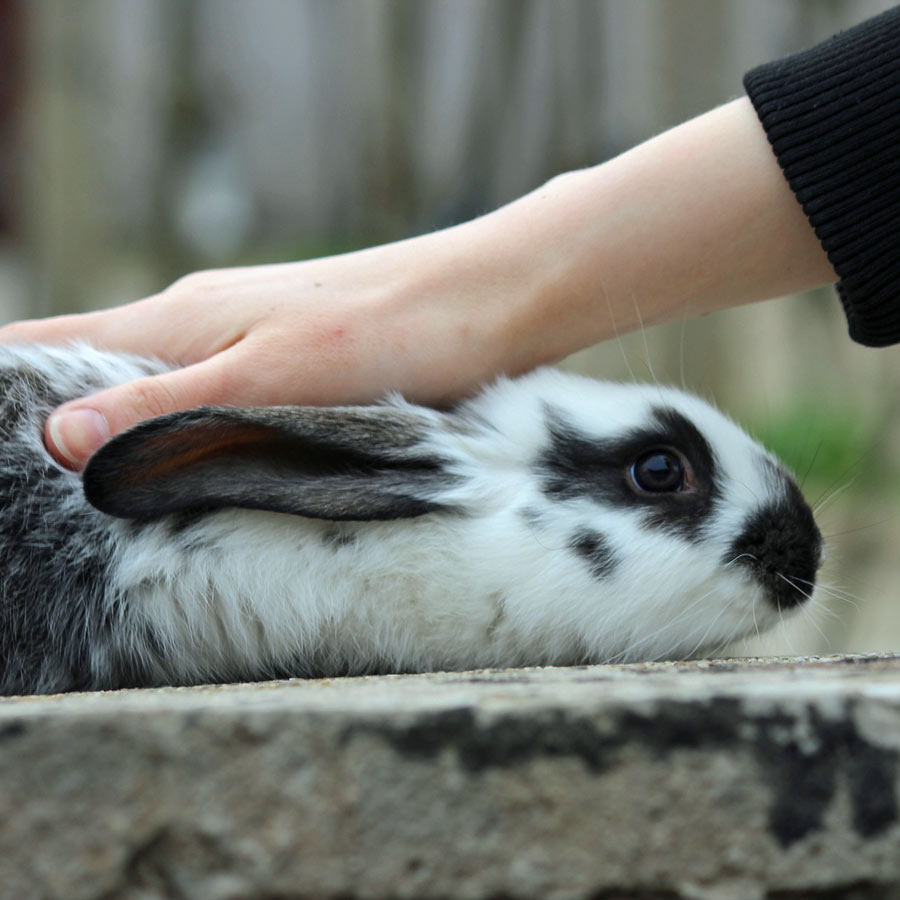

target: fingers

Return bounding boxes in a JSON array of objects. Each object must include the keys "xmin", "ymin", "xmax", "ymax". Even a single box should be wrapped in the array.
[
  {"xmin": 0, "ymin": 296, "xmax": 211, "ymax": 362},
  {"xmin": 0, "ymin": 308, "xmax": 151, "ymax": 352},
  {"xmin": 45, "ymin": 352, "xmax": 241, "ymax": 471}
]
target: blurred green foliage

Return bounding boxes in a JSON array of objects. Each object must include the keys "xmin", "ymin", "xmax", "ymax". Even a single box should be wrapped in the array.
[{"xmin": 746, "ymin": 401, "xmax": 894, "ymax": 497}]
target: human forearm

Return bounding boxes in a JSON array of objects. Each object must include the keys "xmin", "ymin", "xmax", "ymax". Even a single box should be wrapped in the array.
[{"xmin": 460, "ymin": 96, "xmax": 835, "ymax": 375}]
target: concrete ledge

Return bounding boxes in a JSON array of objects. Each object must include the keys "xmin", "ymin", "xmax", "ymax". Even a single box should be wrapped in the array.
[{"xmin": 3, "ymin": 654, "xmax": 900, "ymax": 899}]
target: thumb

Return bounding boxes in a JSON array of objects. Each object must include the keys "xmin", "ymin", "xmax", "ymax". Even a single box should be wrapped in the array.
[{"xmin": 46, "ymin": 358, "xmax": 234, "ymax": 471}]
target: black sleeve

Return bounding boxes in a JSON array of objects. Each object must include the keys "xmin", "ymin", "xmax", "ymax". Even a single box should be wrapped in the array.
[{"xmin": 743, "ymin": 6, "xmax": 900, "ymax": 347}]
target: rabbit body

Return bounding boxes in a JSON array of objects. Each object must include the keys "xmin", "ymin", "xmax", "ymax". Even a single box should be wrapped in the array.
[{"xmin": 0, "ymin": 343, "xmax": 822, "ymax": 694}]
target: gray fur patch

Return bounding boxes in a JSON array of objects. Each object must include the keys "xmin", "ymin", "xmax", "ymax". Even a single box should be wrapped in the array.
[{"xmin": 0, "ymin": 350, "xmax": 159, "ymax": 693}]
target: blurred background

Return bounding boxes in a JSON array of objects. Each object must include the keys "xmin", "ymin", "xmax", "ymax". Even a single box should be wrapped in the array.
[{"xmin": 0, "ymin": 0, "xmax": 898, "ymax": 659}]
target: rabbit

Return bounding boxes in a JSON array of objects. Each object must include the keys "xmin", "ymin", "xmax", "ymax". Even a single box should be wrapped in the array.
[{"xmin": 0, "ymin": 342, "xmax": 822, "ymax": 695}]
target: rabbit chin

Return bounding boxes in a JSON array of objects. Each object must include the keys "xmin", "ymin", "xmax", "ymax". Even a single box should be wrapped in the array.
[{"xmin": 561, "ymin": 569, "xmax": 811, "ymax": 667}]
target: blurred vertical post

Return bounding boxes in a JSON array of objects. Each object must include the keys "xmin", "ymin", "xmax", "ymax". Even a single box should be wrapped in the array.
[
  {"xmin": 0, "ymin": 0, "xmax": 22, "ymax": 237},
  {"xmin": 19, "ymin": 0, "xmax": 190, "ymax": 316},
  {"xmin": 0, "ymin": 0, "xmax": 28, "ymax": 324},
  {"xmin": 21, "ymin": 1, "xmax": 107, "ymax": 316}
]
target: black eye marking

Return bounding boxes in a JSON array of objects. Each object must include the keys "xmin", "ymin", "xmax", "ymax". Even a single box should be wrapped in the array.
[
  {"xmin": 538, "ymin": 405, "xmax": 718, "ymax": 541},
  {"xmin": 568, "ymin": 528, "xmax": 617, "ymax": 579}
]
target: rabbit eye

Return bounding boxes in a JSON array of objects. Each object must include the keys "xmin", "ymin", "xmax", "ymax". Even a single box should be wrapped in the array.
[{"xmin": 630, "ymin": 450, "xmax": 686, "ymax": 494}]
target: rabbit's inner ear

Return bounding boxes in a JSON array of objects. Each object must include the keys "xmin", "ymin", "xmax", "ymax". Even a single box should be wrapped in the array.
[
  {"xmin": 120, "ymin": 423, "xmax": 276, "ymax": 484},
  {"xmin": 82, "ymin": 410, "xmax": 458, "ymax": 522}
]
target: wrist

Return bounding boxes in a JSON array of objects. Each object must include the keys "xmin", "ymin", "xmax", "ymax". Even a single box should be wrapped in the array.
[
  {"xmin": 456, "ymin": 98, "xmax": 837, "ymax": 377},
  {"xmin": 461, "ymin": 169, "xmax": 627, "ymax": 372}
]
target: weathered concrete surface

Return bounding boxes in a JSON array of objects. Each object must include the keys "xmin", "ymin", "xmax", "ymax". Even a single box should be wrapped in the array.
[{"xmin": 2, "ymin": 654, "xmax": 900, "ymax": 900}]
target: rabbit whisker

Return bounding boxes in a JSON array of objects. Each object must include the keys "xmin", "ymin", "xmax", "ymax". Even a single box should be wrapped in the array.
[
  {"xmin": 724, "ymin": 551, "xmax": 760, "ymax": 567},
  {"xmin": 812, "ymin": 479, "xmax": 855, "ymax": 516},
  {"xmin": 800, "ymin": 579, "xmax": 863, "ymax": 610},
  {"xmin": 810, "ymin": 451, "xmax": 867, "ymax": 511},
  {"xmin": 751, "ymin": 593, "xmax": 761, "ymax": 642},
  {"xmin": 599, "ymin": 279, "xmax": 638, "ymax": 385},
  {"xmin": 607, "ymin": 584, "xmax": 722, "ymax": 663},
  {"xmin": 823, "ymin": 517, "xmax": 892, "ymax": 539},
  {"xmin": 682, "ymin": 590, "xmax": 741, "ymax": 660},
  {"xmin": 678, "ymin": 304, "xmax": 690, "ymax": 393},
  {"xmin": 630, "ymin": 291, "xmax": 656, "ymax": 382},
  {"xmin": 711, "ymin": 608, "xmax": 751, "ymax": 658},
  {"xmin": 798, "ymin": 440, "xmax": 824, "ymax": 492}
]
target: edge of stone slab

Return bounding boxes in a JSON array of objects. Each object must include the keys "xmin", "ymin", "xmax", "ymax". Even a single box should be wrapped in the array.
[{"xmin": 0, "ymin": 651, "xmax": 898, "ymax": 715}]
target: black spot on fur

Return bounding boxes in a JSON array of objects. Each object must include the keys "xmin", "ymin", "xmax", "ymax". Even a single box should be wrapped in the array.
[
  {"xmin": 168, "ymin": 509, "xmax": 209, "ymax": 535},
  {"xmin": 569, "ymin": 528, "xmax": 617, "ymax": 579},
  {"xmin": 163, "ymin": 508, "xmax": 219, "ymax": 552},
  {"xmin": 518, "ymin": 507, "xmax": 544, "ymax": 529},
  {"xmin": 539, "ymin": 405, "xmax": 718, "ymax": 541},
  {"xmin": 727, "ymin": 477, "xmax": 822, "ymax": 610},
  {"xmin": 322, "ymin": 526, "xmax": 358, "ymax": 549}
]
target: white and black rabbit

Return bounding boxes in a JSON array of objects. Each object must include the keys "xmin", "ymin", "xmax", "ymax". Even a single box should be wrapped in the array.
[{"xmin": 0, "ymin": 343, "xmax": 822, "ymax": 695}]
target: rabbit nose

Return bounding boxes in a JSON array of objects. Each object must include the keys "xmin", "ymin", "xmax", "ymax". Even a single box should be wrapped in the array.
[{"xmin": 726, "ymin": 497, "xmax": 823, "ymax": 611}]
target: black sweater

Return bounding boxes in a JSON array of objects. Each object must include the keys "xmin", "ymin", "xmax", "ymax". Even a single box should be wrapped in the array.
[{"xmin": 744, "ymin": 5, "xmax": 900, "ymax": 347}]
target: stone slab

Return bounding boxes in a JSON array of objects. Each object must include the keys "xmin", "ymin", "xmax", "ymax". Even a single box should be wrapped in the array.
[{"xmin": 2, "ymin": 654, "xmax": 900, "ymax": 899}]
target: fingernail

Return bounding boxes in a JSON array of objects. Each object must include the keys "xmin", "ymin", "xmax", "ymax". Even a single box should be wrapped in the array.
[{"xmin": 49, "ymin": 409, "xmax": 110, "ymax": 467}]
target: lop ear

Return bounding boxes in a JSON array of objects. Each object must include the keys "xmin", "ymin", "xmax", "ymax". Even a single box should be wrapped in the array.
[{"xmin": 82, "ymin": 405, "xmax": 460, "ymax": 522}]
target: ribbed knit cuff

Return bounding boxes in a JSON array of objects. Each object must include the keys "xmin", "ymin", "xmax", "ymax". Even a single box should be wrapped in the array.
[{"xmin": 744, "ymin": 6, "xmax": 900, "ymax": 347}]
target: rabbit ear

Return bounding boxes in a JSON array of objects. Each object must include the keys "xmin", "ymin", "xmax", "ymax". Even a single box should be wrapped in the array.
[{"xmin": 82, "ymin": 405, "xmax": 459, "ymax": 522}]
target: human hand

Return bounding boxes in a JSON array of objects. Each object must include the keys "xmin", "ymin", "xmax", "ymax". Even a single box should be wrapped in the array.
[{"xmin": 0, "ymin": 230, "xmax": 527, "ymax": 470}]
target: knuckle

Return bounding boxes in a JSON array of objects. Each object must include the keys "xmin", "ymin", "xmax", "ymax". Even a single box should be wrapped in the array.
[
  {"xmin": 167, "ymin": 268, "xmax": 223, "ymax": 299},
  {"xmin": 128, "ymin": 378, "xmax": 181, "ymax": 422}
]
